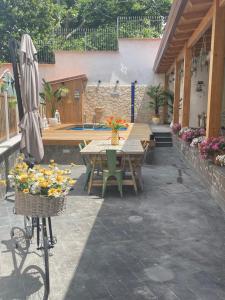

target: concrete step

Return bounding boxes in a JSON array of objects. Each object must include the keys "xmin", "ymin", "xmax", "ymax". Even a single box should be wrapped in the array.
[
  {"xmin": 153, "ymin": 132, "xmax": 172, "ymax": 138},
  {"xmin": 156, "ymin": 141, "xmax": 173, "ymax": 147},
  {"xmin": 155, "ymin": 137, "xmax": 172, "ymax": 143}
]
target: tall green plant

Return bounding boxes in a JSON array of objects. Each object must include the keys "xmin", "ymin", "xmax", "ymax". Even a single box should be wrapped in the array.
[
  {"xmin": 39, "ymin": 79, "xmax": 69, "ymax": 117},
  {"xmin": 147, "ymin": 84, "xmax": 166, "ymax": 116}
]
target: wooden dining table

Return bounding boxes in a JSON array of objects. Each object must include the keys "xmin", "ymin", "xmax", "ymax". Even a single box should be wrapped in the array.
[{"xmin": 80, "ymin": 139, "xmax": 144, "ymax": 194}]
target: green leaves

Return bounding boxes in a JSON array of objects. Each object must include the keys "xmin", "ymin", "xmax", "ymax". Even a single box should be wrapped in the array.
[
  {"xmin": 147, "ymin": 84, "xmax": 169, "ymax": 116},
  {"xmin": 39, "ymin": 79, "xmax": 70, "ymax": 117}
]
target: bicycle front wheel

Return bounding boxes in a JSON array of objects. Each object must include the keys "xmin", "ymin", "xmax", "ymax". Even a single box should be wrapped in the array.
[{"xmin": 41, "ymin": 218, "xmax": 50, "ymax": 297}]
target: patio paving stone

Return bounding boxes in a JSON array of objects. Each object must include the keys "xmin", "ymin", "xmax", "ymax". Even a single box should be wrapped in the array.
[{"xmin": 0, "ymin": 147, "xmax": 225, "ymax": 299}]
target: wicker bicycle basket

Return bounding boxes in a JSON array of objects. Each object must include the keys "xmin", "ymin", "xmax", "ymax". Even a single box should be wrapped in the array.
[{"xmin": 15, "ymin": 191, "xmax": 66, "ymax": 217}]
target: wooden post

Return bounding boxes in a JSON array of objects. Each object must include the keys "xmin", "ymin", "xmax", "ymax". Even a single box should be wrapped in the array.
[
  {"xmin": 163, "ymin": 74, "xmax": 169, "ymax": 124},
  {"xmin": 206, "ymin": 0, "xmax": 225, "ymax": 137},
  {"xmin": 181, "ymin": 44, "xmax": 191, "ymax": 127},
  {"xmin": 173, "ymin": 60, "xmax": 180, "ymax": 124}
]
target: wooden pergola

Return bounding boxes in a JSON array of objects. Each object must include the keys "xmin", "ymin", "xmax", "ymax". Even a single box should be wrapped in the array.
[{"xmin": 154, "ymin": 0, "xmax": 225, "ymax": 137}]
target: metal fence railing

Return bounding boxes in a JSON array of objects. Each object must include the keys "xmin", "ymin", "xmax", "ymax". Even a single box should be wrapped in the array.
[
  {"xmin": 53, "ymin": 26, "xmax": 118, "ymax": 51},
  {"xmin": 1, "ymin": 16, "xmax": 166, "ymax": 64},
  {"xmin": 117, "ymin": 16, "xmax": 165, "ymax": 39}
]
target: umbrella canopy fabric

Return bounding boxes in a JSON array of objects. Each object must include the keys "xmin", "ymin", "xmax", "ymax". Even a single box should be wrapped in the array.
[{"xmin": 19, "ymin": 34, "xmax": 44, "ymax": 163}]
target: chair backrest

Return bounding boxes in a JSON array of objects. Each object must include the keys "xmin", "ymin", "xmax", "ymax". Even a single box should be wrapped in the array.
[{"xmin": 106, "ymin": 150, "xmax": 117, "ymax": 172}]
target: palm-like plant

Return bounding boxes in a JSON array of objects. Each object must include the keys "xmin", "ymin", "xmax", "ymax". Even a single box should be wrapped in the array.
[
  {"xmin": 39, "ymin": 79, "xmax": 69, "ymax": 117},
  {"xmin": 147, "ymin": 84, "xmax": 166, "ymax": 117},
  {"xmin": 164, "ymin": 89, "xmax": 174, "ymax": 114}
]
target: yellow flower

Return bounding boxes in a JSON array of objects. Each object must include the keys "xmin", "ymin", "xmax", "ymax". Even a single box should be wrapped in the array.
[
  {"xmin": 56, "ymin": 175, "xmax": 64, "ymax": 183},
  {"xmin": 0, "ymin": 180, "xmax": 6, "ymax": 186},
  {"xmin": 39, "ymin": 180, "xmax": 51, "ymax": 188},
  {"xmin": 42, "ymin": 169, "xmax": 53, "ymax": 176},
  {"xmin": 18, "ymin": 174, "xmax": 28, "ymax": 183},
  {"xmin": 56, "ymin": 170, "xmax": 64, "ymax": 175},
  {"xmin": 50, "ymin": 159, "xmax": 55, "ymax": 164},
  {"xmin": 22, "ymin": 188, "xmax": 29, "ymax": 193},
  {"xmin": 48, "ymin": 188, "xmax": 58, "ymax": 197},
  {"xmin": 69, "ymin": 179, "xmax": 76, "ymax": 186}
]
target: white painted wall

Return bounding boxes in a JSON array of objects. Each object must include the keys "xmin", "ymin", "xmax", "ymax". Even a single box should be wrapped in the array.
[
  {"xmin": 189, "ymin": 66, "xmax": 209, "ymax": 127},
  {"xmin": 38, "ymin": 38, "xmax": 164, "ymax": 86}
]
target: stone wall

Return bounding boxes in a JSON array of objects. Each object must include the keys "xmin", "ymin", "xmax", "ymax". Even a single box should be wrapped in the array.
[
  {"xmin": 173, "ymin": 134, "xmax": 225, "ymax": 212},
  {"xmin": 83, "ymin": 85, "xmax": 164, "ymax": 124}
]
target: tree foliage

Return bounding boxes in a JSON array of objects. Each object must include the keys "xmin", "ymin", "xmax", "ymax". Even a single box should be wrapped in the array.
[
  {"xmin": 0, "ymin": 0, "xmax": 64, "ymax": 61},
  {"xmin": 0, "ymin": 0, "xmax": 172, "ymax": 61},
  {"xmin": 60, "ymin": 0, "xmax": 171, "ymax": 28}
]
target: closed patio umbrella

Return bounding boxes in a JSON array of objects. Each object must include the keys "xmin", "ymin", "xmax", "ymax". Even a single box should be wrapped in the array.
[{"xmin": 19, "ymin": 34, "xmax": 44, "ymax": 163}]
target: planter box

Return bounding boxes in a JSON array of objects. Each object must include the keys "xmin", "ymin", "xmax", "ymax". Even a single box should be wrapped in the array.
[{"xmin": 172, "ymin": 134, "xmax": 225, "ymax": 212}]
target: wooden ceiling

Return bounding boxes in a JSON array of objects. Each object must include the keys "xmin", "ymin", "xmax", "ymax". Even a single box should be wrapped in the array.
[{"xmin": 154, "ymin": 0, "xmax": 213, "ymax": 73}]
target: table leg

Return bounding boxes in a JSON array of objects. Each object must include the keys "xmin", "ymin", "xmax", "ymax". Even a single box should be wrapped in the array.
[
  {"xmin": 128, "ymin": 155, "xmax": 138, "ymax": 194},
  {"xmin": 88, "ymin": 155, "xmax": 97, "ymax": 195}
]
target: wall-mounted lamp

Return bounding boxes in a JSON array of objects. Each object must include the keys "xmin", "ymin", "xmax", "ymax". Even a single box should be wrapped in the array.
[{"xmin": 74, "ymin": 89, "xmax": 80, "ymax": 100}]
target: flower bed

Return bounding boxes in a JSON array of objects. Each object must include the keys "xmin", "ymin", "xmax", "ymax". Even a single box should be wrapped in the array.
[{"xmin": 199, "ymin": 136, "xmax": 225, "ymax": 160}]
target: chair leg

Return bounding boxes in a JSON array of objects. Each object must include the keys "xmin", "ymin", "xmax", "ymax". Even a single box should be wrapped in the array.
[
  {"xmin": 115, "ymin": 174, "xmax": 123, "ymax": 198},
  {"xmin": 102, "ymin": 174, "xmax": 108, "ymax": 198}
]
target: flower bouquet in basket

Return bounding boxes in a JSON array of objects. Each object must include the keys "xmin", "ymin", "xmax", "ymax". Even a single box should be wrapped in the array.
[
  {"xmin": 105, "ymin": 116, "xmax": 128, "ymax": 145},
  {"xmin": 8, "ymin": 155, "xmax": 76, "ymax": 217}
]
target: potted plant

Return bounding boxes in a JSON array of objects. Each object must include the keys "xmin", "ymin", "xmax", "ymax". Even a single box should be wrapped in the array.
[
  {"xmin": 39, "ymin": 79, "xmax": 69, "ymax": 126},
  {"xmin": 105, "ymin": 117, "xmax": 128, "ymax": 145},
  {"xmin": 147, "ymin": 84, "xmax": 166, "ymax": 125}
]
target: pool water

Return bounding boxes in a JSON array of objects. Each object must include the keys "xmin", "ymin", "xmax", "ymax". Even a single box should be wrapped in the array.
[{"xmin": 69, "ymin": 125, "xmax": 127, "ymax": 131}]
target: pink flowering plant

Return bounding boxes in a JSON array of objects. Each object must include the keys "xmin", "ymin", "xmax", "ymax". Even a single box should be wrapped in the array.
[
  {"xmin": 199, "ymin": 136, "xmax": 225, "ymax": 159},
  {"xmin": 172, "ymin": 123, "xmax": 181, "ymax": 135},
  {"xmin": 181, "ymin": 127, "xmax": 206, "ymax": 144}
]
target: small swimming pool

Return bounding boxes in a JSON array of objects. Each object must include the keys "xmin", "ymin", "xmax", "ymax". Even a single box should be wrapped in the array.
[{"xmin": 68, "ymin": 124, "xmax": 128, "ymax": 131}]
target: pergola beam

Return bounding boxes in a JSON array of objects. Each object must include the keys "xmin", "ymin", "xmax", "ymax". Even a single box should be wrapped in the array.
[
  {"xmin": 206, "ymin": 0, "xmax": 225, "ymax": 137},
  {"xmin": 187, "ymin": 6, "xmax": 213, "ymax": 48}
]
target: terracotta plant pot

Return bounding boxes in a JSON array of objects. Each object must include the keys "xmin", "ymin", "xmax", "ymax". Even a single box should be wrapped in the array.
[{"xmin": 152, "ymin": 116, "xmax": 160, "ymax": 125}]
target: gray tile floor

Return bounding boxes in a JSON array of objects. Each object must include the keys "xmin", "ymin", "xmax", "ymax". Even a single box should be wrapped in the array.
[{"xmin": 0, "ymin": 147, "xmax": 225, "ymax": 300}]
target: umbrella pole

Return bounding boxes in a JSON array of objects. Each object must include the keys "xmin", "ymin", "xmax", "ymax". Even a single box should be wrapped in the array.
[{"xmin": 9, "ymin": 38, "xmax": 24, "ymax": 122}]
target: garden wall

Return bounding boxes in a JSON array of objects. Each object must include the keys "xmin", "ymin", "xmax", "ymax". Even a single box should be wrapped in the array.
[
  {"xmin": 0, "ymin": 140, "xmax": 20, "ymax": 200},
  {"xmin": 173, "ymin": 134, "xmax": 225, "ymax": 212},
  {"xmin": 84, "ymin": 85, "xmax": 164, "ymax": 123}
]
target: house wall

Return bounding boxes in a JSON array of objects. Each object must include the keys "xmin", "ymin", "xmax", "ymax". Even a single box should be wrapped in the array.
[
  {"xmin": 38, "ymin": 39, "xmax": 163, "ymax": 85},
  {"xmin": 37, "ymin": 38, "xmax": 164, "ymax": 123},
  {"xmin": 189, "ymin": 65, "xmax": 209, "ymax": 128}
]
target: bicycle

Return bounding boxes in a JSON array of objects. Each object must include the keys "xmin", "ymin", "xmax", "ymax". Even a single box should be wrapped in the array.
[
  {"xmin": 13, "ymin": 215, "xmax": 57, "ymax": 297},
  {"xmin": 11, "ymin": 190, "xmax": 65, "ymax": 299}
]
